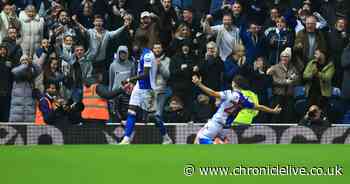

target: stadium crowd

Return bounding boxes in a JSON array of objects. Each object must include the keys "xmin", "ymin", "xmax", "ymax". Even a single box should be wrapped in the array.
[{"xmin": 0, "ymin": 0, "xmax": 349, "ymax": 125}]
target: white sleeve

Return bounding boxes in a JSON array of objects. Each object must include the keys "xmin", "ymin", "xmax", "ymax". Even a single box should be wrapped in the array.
[
  {"xmin": 219, "ymin": 90, "xmax": 232, "ymax": 100},
  {"xmin": 231, "ymin": 91, "xmax": 241, "ymax": 103},
  {"xmin": 143, "ymin": 53, "xmax": 154, "ymax": 68}
]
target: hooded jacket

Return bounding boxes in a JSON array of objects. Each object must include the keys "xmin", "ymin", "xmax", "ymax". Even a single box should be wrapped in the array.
[
  {"xmin": 18, "ymin": 11, "xmax": 44, "ymax": 56},
  {"xmin": 9, "ymin": 55, "xmax": 41, "ymax": 122},
  {"xmin": 109, "ymin": 46, "xmax": 135, "ymax": 91}
]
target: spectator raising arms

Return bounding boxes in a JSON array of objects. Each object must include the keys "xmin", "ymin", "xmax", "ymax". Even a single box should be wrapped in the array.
[{"xmin": 203, "ymin": 12, "xmax": 241, "ymax": 61}]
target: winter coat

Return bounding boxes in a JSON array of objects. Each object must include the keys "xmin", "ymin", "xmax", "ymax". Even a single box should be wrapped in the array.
[
  {"xmin": 266, "ymin": 28, "xmax": 294, "ymax": 65},
  {"xmin": 293, "ymin": 30, "xmax": 327, "ymax": 72},
  {"xmin": 268, "ymin": 63, "xmax": 299, "ymax": 96},
  {"xmin": 18, "ymin": 11, "xmax": 44, "ymax": 56},
  {"xmin": 9, "ymin": 63, "xmax": 40, "ymax": 122},
  {"xmin": 169, "ymin": 53, "xmax": 196, "ymax": 93},
  {"xmin": 303, "ymin": 60, "xmax": 335, "ymax": 97},
  {"xmin": 198, "ymin": 56, "xmax": 224, "ymax": 91},
  {"xmin": 240, "ymin": 28, "xmax": 267, "ymax": 64}
]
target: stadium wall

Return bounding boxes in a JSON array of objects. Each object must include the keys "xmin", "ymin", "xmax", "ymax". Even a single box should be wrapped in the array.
[{"xmin": 1, "ymin": 124, "xmax": 350, "ymax": 145}]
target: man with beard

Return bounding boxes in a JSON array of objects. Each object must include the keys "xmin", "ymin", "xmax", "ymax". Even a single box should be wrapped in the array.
[
  {"xmin": 56, "ymin": 34, "xmax": 74, "ymax": 63},
  {"xmin": 1, "ymin": 27, "xmax": 22, "ymax": 62},
  {"xmin": 133, "ymin": 11, "xmax": 160, "ymax": 56},
  {"xmin": 0, "ymin": 43, "xmax": 13, "ymax": 122},
  {"xmin": 50, "ymin": 10, "xmax": 79, "ymax": 48},
  {"xmin": 150, "ymin": 0, "xmax": 177, "ymax": 49},
  {"xmin": 152, "ymin": 42, "xmax": 171, "ymax": 133}
]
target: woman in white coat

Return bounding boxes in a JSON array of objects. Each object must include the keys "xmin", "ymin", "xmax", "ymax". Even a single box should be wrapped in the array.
[{"xmin": 19, "ymin": 5, "xmax": 44, "ymax": 57}]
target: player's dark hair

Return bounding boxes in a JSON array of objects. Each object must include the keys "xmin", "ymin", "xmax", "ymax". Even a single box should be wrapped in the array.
[{"xmin": 232, "ymin": 75, "xmax": 250, "ymax": 90}]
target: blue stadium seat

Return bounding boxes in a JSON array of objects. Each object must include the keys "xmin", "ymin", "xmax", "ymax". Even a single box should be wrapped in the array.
[
  {"xmin": 294, "ymin": 86, "xmax": 306, "ymax": 100},
  {"xmin": 340, "ymin": 110, "xmax": 350, "ymax": 124},
  {"xmin": 331, "ymin": 87, "xmax": 342, "ymax": 98}
]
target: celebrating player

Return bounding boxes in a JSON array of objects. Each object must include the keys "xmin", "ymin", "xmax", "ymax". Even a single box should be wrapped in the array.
[
  {"xmin": 192, "ymin": 75, "xmax": 282, "ymax": 144},
  {"xmin": 119, "ymin": 36, "xmax": 173, "ymax": 145}
]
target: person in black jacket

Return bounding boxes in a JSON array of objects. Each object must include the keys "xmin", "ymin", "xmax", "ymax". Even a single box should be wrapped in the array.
[
  {"xmin": 150, "ymin": 0, "xmax": 177, "ymax": 49},
  {"xmin": 0, "ymin": 43, "xmax": 14, "ymax": 122},
  {"xmin": 327, "ymin": 17, "xmax": 349, "ymax": 88},
  {"xmin": 194, "ymin": 41, "xmax": 224, "ymax": 92},
  {"xmin": 169, "ymin": 39, "xmax": 197, "ymax": 115},
  {"xmin": 1, "ymin": 27, "xmax": 22, "ymax": 62}
]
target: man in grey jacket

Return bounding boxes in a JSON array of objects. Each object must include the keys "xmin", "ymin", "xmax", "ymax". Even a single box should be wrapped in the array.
[
  {"xmin": 109, "ymin": 45, "xmax": 135, "ymax": 121},
  {"xmin": 65, "ymin": 45, "xmax": 93, "ymax": 103},
  {"xmin": 73, "ymin": 14, "xmax": 132, "ymax": 84},
  {"xmin": 152, "ymin": 42, "xmax": 171, "ymax": 133}
]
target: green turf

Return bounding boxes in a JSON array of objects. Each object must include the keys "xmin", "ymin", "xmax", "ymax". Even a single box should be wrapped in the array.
[{"xmin": 0, "ymin": 145, "xmax": 349, "ymax": 184}]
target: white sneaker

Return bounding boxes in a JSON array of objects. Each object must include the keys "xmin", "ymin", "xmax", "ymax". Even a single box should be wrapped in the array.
[
  {"xmin": 119, "ymin": 136, "xmax": 131, "ymax": 145},
  {"xmin": 162, "ymin": 135, "xmax": 173, "ymax": 144}
]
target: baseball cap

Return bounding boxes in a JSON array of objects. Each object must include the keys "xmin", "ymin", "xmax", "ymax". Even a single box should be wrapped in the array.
[{"xmin": 141, "ymin": 11, "xmax": 151, "ymax": 18}]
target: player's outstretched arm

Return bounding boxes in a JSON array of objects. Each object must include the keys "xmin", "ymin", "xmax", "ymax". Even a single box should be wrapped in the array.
[
  {"xmin": 192, "ymin": 75, "xmax": 221, "ymax": 99},
  {"xmin": 254, "ymin": 104, "xmax": 282, "ymax": 114}
]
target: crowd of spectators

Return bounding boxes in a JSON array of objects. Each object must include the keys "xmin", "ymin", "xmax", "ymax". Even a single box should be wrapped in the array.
[{"xmin": 0, "ymin": 0, "xmax": 350, "ymax": 125}]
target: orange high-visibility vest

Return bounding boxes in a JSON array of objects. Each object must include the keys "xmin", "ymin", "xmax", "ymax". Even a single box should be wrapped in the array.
[
  {"xmin": 35, "ymin": 97, "xmax": 52, "ymax": 125},
  {"xmin": 82, "ymin": 84, "xmax": 110, "ymax": 121}
]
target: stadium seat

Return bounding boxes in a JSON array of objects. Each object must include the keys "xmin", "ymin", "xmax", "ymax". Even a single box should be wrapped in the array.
[
  {"xmin": 340, "ymin": 110, "xmax": 350, "ymax": 124},
  {"xmin": 294, "ymin": 99, "xmax": 308, "ymax": 117},
  {"xmin": 331, "ymin": 87, "xmax": 342, "ymax": 98},
  {"xmin": 294, "ymin": 86, "xmax": 306, "ymax": 100}
]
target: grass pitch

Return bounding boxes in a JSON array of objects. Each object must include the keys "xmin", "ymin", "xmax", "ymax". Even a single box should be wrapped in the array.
[{"xmin": 0, "ymin": 144, "xmax": 349, "ymax": 184}]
